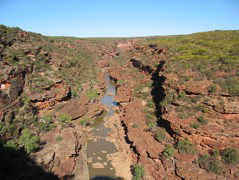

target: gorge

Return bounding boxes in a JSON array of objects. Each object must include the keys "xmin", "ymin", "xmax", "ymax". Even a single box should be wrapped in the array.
[{"xmin": 0, "ymin": 25, "xmax": 239, "ymax": 180}]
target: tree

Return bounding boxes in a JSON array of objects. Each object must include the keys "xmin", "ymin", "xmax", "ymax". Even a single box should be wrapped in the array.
[
  {"xmin": 162, "ymin": 145, "xmax": 175, "ymax": 158},
  {"xmin": 176, "ymin": 139, "xmax": 195, "ymax": 154},
  {"xmin": 18, "ymin": 129, "xmax": 40, "ymax": 153},
  {"xmin": 58, "ymin": 113, "xmax": 72, "ymax": 128},
  {"xmin": 133, "ymin": 164, "xmax": 145, "ymax": 180},
  {"xmin": 221, "ymin": 148, "xmax": 239, "ymax": 164}
]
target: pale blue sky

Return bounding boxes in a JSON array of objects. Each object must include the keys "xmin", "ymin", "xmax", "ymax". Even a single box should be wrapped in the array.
[{"xmin": 0, "ymin": 0, "xmax": 238, "ymax": 37}]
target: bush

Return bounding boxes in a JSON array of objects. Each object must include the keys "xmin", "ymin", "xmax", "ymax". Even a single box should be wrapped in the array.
[
  {"xmin": 29, "ymin": 75, "xmax": 54, "ymax": 90},
  {"xmin": 147, "ymin": 100, "xmax": 155, "ymax": 108},
  {"xmin": 56, "ymin": 135, "xmax": 63, "ymax": 142},
  {"xmin": 38, "ymin": 113, "xmax": 56, "ymax": 132},
  {"xmin": 4, "ymin": 140, "xmax": 19, "ymax": 150},
  {"xmin": 162, "ymin": 145, "xmax": 175, "ymax": 158},
  {"xmin": 18, "ymin": 129, "xmax": 40, "ymax": 153},
  {"xmin": 58, "ymin": 113, "xmax": 72, "ymax": 128},
  {"xmin": 155, "ymin": 128, "xmax": 166, "ymax": 142},
  {"xmin": 190, "ymin": 122, "xmax": 200, "ymax": 129},
  {"xmin": 160, "ymin": 91, "xmax": 176, "ymax": 107},
  {"xmin": 198, "ymin": 154, "xmax": 223, "ymax": 174},
  {"xmin": 193, "ymin": 104, "xmax": 209, "ymax": 113},
  {"xmin": 221, "ymin": 148, "xmax": 239, "ymax": 164},
  {"xmin": 226, "ymin": 78, "xmax": 239, "ymax": 95},
  {"xmin": 176, "ymin": 139, "xmax": 194, "ymax": 154},
  {"xmin": 79, "ymin": 117, "xmax": 90, "ymax": 126},
  {"xmin": 215, "ymin": 77, "xmax": 239, "ymax": 96},
  {"xmin": 147, "ymin": 121, "xmax": 157, "ymax": 130},
  {"xmin": 208, "ymin": 84, "xmax": 217, "ymax": 93},
  {"xmin": 178, "ymin": 113, "xmax": 190, "ymax": 119},
  {"xmin": 178, "ymin": 91, "xmax": 186, "ymax": 99},
  {"xmin": 197, "ymin": 116, "xmax": 208, "ymax": 125},
  {"xmin": 212, "ymin": 149, "xmax": 220, "ymax": 158},
  {"xmin": 132, "ymin": 123, "xmax": 138, "ymax": 128},
  {"xmin": 133, "ymin": 164, "xmax": 145, "ymax": 180},
  {"xmin": 0, "ymin": 122, "xmax": 7, "ymax": 135},
  {"xmin": 191, "ymin": 96, "xmax": 201, "ymax": 103},
  {"xmin": 86, "ymin": 88, "xmax": 98, "ymax": 101}
]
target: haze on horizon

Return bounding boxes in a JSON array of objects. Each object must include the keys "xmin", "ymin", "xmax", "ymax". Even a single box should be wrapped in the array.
[{"xmin": 0, "ymin": 0, "xmax": 239, "ymax": 37}]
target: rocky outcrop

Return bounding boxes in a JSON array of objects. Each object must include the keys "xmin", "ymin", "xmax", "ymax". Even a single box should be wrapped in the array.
[
  {"xmin": 1, "ymin": 25, "xmax": 238, "ymax": 179},
  {"xmin": 104, "ymin": 42, "xmax": 239, "ymax": 179},
  {"xmin": 33, "ymin": 123, "xmax": 89, "ymax": 179},
  {"xmin": 114, "ymin": 86, "xmax": 132, "ymax": 103},
  {"xmin": 0, "ymin": 66, "xmax": 27, "ymax": 121},
  {"xmin": 0, "ymin": 91, "xmax": 11, "ymax": 120},
  {"xmin": 30, "ymin": 82, "xmax": 71, "ymax": 110},
  {"xmin": 60, "ymin": 99, "xmax": 89, "ymax": 120}
]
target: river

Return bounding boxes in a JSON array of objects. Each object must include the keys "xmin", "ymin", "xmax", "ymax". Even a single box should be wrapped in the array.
[{"xmin": 86, "ymin": 74, "xmax": 118, "ymax": 179}]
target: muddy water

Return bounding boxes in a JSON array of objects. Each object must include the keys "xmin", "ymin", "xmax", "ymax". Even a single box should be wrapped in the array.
[{"xmin": 86, "ymin": 74, "xmax": 118, "ymax": 179}]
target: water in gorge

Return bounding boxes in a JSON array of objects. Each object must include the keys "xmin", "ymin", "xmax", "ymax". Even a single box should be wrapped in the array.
[{"xmin": 86, "ymin": 74, "xmax": 118, "ymax": 179}]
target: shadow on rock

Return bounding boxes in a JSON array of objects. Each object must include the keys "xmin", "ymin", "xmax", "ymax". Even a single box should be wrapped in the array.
[
  {"xmin": 130, "ymin": 48, "xmax": 176, "ymax": 137},
  {"xmin": 151, "ymin": 60, "xmax": 176, "ymax": 137},
  {"xmin": 0, "ymin": 142, "xmax": 59, "ymax": 180},
  {"xmin": 130, "ymin": 59, "xmax": 154, "ymax": 74}
]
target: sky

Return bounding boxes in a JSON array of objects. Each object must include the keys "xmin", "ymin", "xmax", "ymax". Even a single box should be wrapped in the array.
[{"xmin": 0, "ymin": 0, "xmax": 238, "ymax": 37}]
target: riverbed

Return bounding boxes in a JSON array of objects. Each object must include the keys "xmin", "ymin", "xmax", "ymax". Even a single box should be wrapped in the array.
[{"xmin": 86, "ymin": 74, "xmax": 118, "ymax": 179}]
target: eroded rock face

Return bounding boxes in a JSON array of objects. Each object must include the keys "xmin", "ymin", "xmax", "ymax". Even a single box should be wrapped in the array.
[
  {"xmin": 9, "ymin": 75, "xmax": 25, "ymax": 100},
  {"xmin": 30, "ymin": 82, "xmax": 71, "ymax": 110},
  {"xmin": 117, "ymin": 41, "xmax": 133, "ymax": 50},
  {"xmin": 0, "ymin": 67, "xmax": 26, "ymax": 120},
  {"xmin": 1, "ymin": 26, "xmax": 238, "ymax": 179},
  {"xmin": 208, "ymin": 96, "xmax": 239, "ymax": 114},
  {"xmin": 33, "ymin": 123, "xmax": 89, "ymax": 179},
  {"xmin": 114, "ymin": 86, "xmax": 132, "ymax": 103},
  {"xmin": 60, "ymin": 99, "xmax": 89, "ymax": 120},
  {"xmin": 104, "ymin": 42, "xmax": 239, "ymax": 179},
  {"xmin": 0, "ymin": 92, "xmax": 10, "ymax": 120}
]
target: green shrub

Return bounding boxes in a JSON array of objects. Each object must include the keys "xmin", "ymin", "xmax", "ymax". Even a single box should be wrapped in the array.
[
  {"xmin": 147, "ymin": 121, "xmax": 157, "ymax": 130},
  {"xmin": 132, "ymin": 123, "xmax": 138, "ymax": 128},
  {"xmin": 147, "ymin": 100, "xmax": 155, "ymax": 108},
  {"xmin": 18, "ymin": 129, "xmax": 40, "ymax": 153},
  {"xmin": 0, "ymin": 122, "xmax": 7, "ymax": 135},
  {"xmin": 221, "ymin": 148, "xmax": 239, "ymax": 164},
  {"xmin": 178, "ymin": 113, "xmax": 190, "ymax": 119},
  {"xmin": 56, "ymin": 135, "xmax": 64, "ymax": 142},
  {"xmin": 190, "ymin": 122, "xmax": 200, "ymax": 129},
  {"xmin": 197, "ymin": 116, "xmax": 208, "ymax": 125},
  {"xmin": 38, "ymin": 113, "xmax": 56, "ymax": 132},
  {"xmin": 155, "ymin": 128, "xmax": 166, "ymax": 142},
  {"xmin": 58, "ymin": 113, "xmax": 72, "ymax": 128},
  {"xmin": 226, "ymin": 78, "xmax": 239, "ymax": 95},
  {"xmin": 198, "ymin": 154, "xmax": 223, "ymax": 174},
  {"xmin": 176, "ymin": 139, "xmax": 194, "ymax": 154},
  {"xmin": 208, "ymin": 84, "xmax": 217, "ymax": 93},
  {"xmin": 162, "ymin": 145, "xmax": 175, "ymax": 158},
  {"xmin": 212, "ymin": 149, "xmax": 220, "ymax": 158},
  {"xmin": 86, "ymin": 88, "xmax": 98, "ymax": 101},
  {"xmin": 191, "ymin": 96, "xmax": 201, "ymax": 103},
  {"xmin": 29, "ymin": 75, "xmax": 54, "ymax": 91},
  {"xmin": 145, "ymin": 112, "xmax": 155, "ymax": 120},
  {"xmin": 21, "ymin": 93, "xmax": 31, "ymax": 106},
  {"xmin": 133, "ymin": 164, "xmax": 145, "ymax": 180},
  {"xmin": 193, "ymin": 104, "xmax": 209, "ymax": 113},
  {"xmin": 4, "ymin": 140, "xmax": 19, "ymax": 150},
  {"xmin": 79, "ymin": 117, "xmax": 90, "ymax": 126},
  {"xmin": 178, "ymin": 91, "xmax": 186, "ymax": 99},
  {"xmin": 160, "ymin": 91, "xmax": 176, "ymax": 107},
  {"xmin": 216, "ymin": 77, "xmax": 239, "ymax": 95}
]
